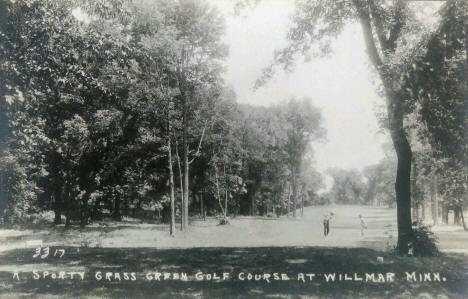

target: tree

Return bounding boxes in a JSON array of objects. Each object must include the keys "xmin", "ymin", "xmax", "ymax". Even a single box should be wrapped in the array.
[
  {"xmin": 278, "ymin": 99, "xmax": 325, "ymax": 217},
  {"xmin": 155, "ymin": 0, "xmax": 227, "ymax": 230},
  {"xmin": 0, "ymin": 0, "xmax": 142, "ymax": 226},
  {"xmin": 256, "ymin": 0, "xmax": 443, "ymax": 254},
  {"xmin": 326, "ymin": 168, "xmax": 365, "ymax": 205},
  {"xmin": 405, "ymin": 2, "xmax": 467, "ymax": 230},
  {"xmin": 362, "ymin": 144, "xmax": 397, "ymax": 207},
  {"xmin": 130, "ymin": 0, "xmax": 181, "ymax": 234}
]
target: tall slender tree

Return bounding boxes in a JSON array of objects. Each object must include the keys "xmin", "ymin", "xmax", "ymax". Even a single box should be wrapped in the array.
[{"xmin": 256, "ymin": 0, "xmax": 442, "ymax": 254}]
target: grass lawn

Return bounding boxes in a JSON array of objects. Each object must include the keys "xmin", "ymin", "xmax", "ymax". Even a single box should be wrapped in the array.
[
  {"xmin": 1, "ymin": 205, "xmax": 467, "ymax": 298},
  {"xmin": 0, "ymin": 246, "xmax": 466, "ymax": 298}
]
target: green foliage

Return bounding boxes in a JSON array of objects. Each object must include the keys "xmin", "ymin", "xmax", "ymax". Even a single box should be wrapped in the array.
[
  {"xmin": 409, "ymin": 221, "xmax": 439, "ymax": 257},
  {"xmin": 404, "ymin": 1, "xmax": 467, "ymax": 211},
  {"xmin": 0, "ymin": 0, "xmax": 325, "ymax": 226}
]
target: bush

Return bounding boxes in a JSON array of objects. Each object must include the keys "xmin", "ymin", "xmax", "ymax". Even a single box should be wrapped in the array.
[
  {"xmin": 218, "ymin": 217, "xmax": 229, "ymax": 225},
  {"xmin": 409, "ymin": 221, "xmax": 439, "ymax": 257}
]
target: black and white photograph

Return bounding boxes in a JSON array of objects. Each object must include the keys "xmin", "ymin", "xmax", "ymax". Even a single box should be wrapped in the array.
[{"xmin": 0, "ymin": 0, "xmax": 467, "ymax": 298}]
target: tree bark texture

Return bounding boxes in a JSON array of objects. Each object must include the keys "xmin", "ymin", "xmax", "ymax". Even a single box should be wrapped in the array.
[
  {"xmin": 353, "ymin": 0, "xmax": 413, "ymax": 254},
  {"xmin": 431, "ymin": 175, "xmax": 439, "ymax": 226},
  {"xmin": 167, "ymin": 130, "xmax": 176, "ymax": 236}
]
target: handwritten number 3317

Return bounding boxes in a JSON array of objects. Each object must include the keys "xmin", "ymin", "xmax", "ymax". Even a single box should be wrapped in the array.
[{"xmin": 32, "ymin": 247, "xmax": 65, "ymax": 259}]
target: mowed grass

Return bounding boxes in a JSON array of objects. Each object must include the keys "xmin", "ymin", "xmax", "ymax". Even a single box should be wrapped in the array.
[{"xmin": 0, "ymin": 246, "xmax": 466, "ymax": 298}]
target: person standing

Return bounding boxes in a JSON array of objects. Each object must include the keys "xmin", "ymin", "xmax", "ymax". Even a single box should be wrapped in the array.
[
  {"xmin": 323, "ymin": 213, "xmax": 333, "ymax": 236},
  {"xmin": 323, "ymin": 214, "xmax": 330, "ymax": 236},
  {"xmin": 359, "ymin": 214, "xmax": 367, "ymax": 236}
]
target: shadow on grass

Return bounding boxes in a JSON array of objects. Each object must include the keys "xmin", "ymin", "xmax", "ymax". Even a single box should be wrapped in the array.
[{"xmin": 0, "ymin": 246, "xmax": 466, "ymax": 298}]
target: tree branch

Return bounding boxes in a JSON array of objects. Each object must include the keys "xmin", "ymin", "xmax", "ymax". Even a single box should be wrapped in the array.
[
  {"xmin": 188, "ymin": 120, "xmax": 208, "ymax": 165},
  {"xmin": 368, "ymin": 0, "xmax": 388, "ymax": 52},
  {"xmin": 352, "ymin": 0, "xmax": 383, "ymax": 69},
  {"xmin": 387, "ymin": 1, "xmax": 405, "ymax": 51}
]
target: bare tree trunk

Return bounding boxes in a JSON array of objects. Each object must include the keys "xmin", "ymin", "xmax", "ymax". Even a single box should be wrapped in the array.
[
  {"xmin": 291, "ymin": 168, "xmax": 297, "ymax": 218},
  {"xmin": 464, "ymin": 17, "xmax": 468, "ymax": 231},
  {"xmin": 287, "ymin": 184, "xmax": 291, "ymax": 218},
  {"xmin": 454, "ymin": 207, "xmax": 461, "ymax": 225},
  {"xmin": 64, "ymin": 167, "xmax": 73, "ymax": 228},
  {"xmin": 251, "ymin": 197, "xmax": 255, "ymax": 216},
  {"xmin": 458, "ymin": 206, "xmax": 468, "ymax": 231},
  {"xmin": 113, "ymin": 195, "xmax": 121, "ymax": 221},
  {"xmin": 223, "ymin": 164, "xmax": 228, "ymax": 222},
  {"xmin": 224, "ymin": 190, "xmax": 228, "ymax": 222},
  {"xmin": 421, "ymin": 183, "xmax": 426, "ymax": 221},
  {"xmin": 412, "ymin": 157, "xmax": 419, "ymax": 220},
  {"xmin": 65, "ymin": 209, "xmax": 71, "ymax": 227},
  {"xmin": 173, "ymin": 132, "xmax": 184, "ymax": 230},
  {"xmin": 431, "ymin": 175, "xmax": 439, "ymax": 226},
  {"xmin": 301, "ymin": 194, "xmax": 304, "ymax": 217},
  {"xmin": 180, "ymin": 99, "xmax": 189, "ymax": 231},
  {"xmin": 200, "ymin": 192, "xmax": 204, "ymax": 219},
  {"xmin": 463, "ymin": 19, "xmax": 468, "ymax": 227},
  {"xmin": 183, "ymin": 136, "xmax": 189, "ymax": 230},
  {"xmin": 80, "ymin": 191, "xmax": 90, "ymax": 228},
  {"xmin": 214, "ymin": 165, "xmax": 225, "ymax": 218},
  {"xmin": 167, "ymin": 129, "xmax": 176, "ymax": 236},
  {"xmin": 442, "ymin": 204, "xmax": 449, "ymax": 224},
  {"xmin": 64, "ymin": 181, "xmax": 71, "ymax": 228},
  {"xmin": 203, "ymin": 193, "xmax": 206, "ymax": 220},
  {"xmin": 53, "ymin": 185, "xmax": 63, "ymax": 225},
  {"xmin": 421, "ymin": 200, "xmax": 426, "ymax": 221}
]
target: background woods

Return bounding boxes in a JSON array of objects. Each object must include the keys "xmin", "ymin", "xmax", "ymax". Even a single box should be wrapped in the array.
[
  {"xmin": 0, "ymin": 0, "xmax": 466, "ymax": 258},
  {"xmin": 0, "ymin": 0, "xmax": 326, "ymax": 229}
]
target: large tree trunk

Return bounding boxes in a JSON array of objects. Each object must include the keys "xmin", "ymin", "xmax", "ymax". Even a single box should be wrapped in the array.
[
  {"xmin": 354, "ymin": 0, "xmax": 414, "ymax": 255},
  {"xmin": 389, "ymin": 103, "xmax": 413, "ymax": 255},
  {"xmin": 393, "ymin": 131, "xmax": 413, "ymax": 254}
]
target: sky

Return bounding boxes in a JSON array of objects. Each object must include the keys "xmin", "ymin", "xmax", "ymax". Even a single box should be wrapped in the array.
[{"xmin": 213, "ymin": 0, "xmax": 390, "ymax": 175}]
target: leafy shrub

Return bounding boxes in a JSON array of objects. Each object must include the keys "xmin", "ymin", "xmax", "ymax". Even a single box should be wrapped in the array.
[
  {"xmin": 218, "ymin": 217, "xmax": 229, "ymax": 225},
  {"xmin": 409, "ymin": 221, "xmax": 439, "ymax": 257}
]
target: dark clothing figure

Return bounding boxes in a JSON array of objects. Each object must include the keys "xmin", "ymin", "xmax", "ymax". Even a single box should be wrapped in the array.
[
  {"xmin": 323, "ymin": 214, "xmax": 331, "ymax": 236},
  {"xmin": 323, "ymin": 219, "xmax": 330, "ymax": 236}
]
